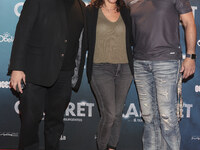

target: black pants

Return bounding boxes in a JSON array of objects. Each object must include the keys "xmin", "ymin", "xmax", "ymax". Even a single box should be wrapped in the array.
[
  {"xmin": 90, "ymin": 64, "xmax": 133, "ymax": 150},
  {"xmin": 18, "ymin": 71, "xmax": 73, "ymax": 150}
]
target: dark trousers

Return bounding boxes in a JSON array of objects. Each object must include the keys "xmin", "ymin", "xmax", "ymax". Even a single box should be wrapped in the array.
[
  {"xmin": 90, "ymin": 63, "xmax": 133, "ymax": 150},
  {"xmin": 18, "ymin": 71, "xmax": 73, "ymax": 150}
]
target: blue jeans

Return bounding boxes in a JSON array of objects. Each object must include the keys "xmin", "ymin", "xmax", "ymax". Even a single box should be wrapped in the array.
[
  {"xmin": 91, "ymin": 63, "xmax": 133, "ymax": 150},
  {"xmin": 134, "ymin": 60, "xmax": 181, "ymax": 150}
]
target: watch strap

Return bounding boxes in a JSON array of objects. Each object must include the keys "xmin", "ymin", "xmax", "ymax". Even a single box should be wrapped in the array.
[{"xmin": 186, "ymin": 54, "xmax": 196, "ymax": 59}]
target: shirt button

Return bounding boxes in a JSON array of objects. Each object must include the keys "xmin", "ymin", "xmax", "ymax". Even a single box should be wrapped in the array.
[
  {"xmin": 61, "ymin": 54, "xmax": 64, "ymax": 57},
  {"xmin": 64, "ymin": 40, "xmax": 68, "ymax": 43}
]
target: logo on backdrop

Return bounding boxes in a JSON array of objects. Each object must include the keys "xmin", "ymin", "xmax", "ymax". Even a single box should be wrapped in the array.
[
  {"xmin": 14, "ymin": 101, "xmax": 20, "ymax": 114},
  {"xmin": 14, "ymin": 2, "xmax": 24, "ymax": 17},
  {"xmin": 14, "ymin": 101, "xmax": 95, "ymax": 122},
  {"xmin": 122, "ymin": 103, "xmax": 143, "ymax": 123},
  {"xmin": 195, "ymin": 85, "xmax": 200, "ymax": 93},
  {"xmin": 122, "ymin": 102, "xmax": 193, "ymax": 123},
  {"xmin": 0, "ymin": 132, "xmax": 18, "ymax": 137},
  {"xmin": 192, "ymin": 6, "xmax": 197, "ymax": 19},
  {"xmin": 191, "ymin": 136, "xmax": 200, "ymax": 141},
  {"xmin": 0, "ymin": 81, "xmax": 10, "ymax": 88},
  {"xmin": 197, "ymin": 40, "xmax": 200, "ymax": 47},
  {"xmin": 64, "ymin": 101, "xmax": 95, "ymax": 122},
  {"xmin": 183, "ymin": 103, "xmax": 193, "ymax": 118},
  {"xmin": 60, "ymin": 135, "xmax": 67, "ymax": 141},
  {"xmin": 0, "ymin": 33, "xmax": 14, "ymax": 43},
  {"xmin": 191, "ymin": 6, "xmax": 199, "ymax": 48}
]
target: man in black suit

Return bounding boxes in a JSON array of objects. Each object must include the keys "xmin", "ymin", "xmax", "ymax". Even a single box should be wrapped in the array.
[{"xmin": 8, "ymin": 0, "xmax": 86, "ymax": 149}]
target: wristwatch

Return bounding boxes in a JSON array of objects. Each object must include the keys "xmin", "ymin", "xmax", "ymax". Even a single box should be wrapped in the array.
[{"xmin": 186, "ymin": 54, "xmax": 196, "ymax": 59}]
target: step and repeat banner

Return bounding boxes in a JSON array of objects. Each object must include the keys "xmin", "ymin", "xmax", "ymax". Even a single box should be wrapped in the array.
[{"xmin": 0, "ymin": 0, "xmax": 199, "ymax": 150}]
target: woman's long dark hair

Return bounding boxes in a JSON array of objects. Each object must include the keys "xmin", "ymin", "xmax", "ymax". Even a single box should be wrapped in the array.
[{"xmin": 90, "ymin": 0, "xmax": 125, "ymax": 11}]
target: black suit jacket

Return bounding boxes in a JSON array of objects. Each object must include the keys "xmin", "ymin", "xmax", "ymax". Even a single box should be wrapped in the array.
[
  {"xmin": 85, "ymin": 5, "xmax": 134, "ymax": 82},
  {"xmin": 8, "ymin": 0, "xmax": 86, "ymax": 91}
]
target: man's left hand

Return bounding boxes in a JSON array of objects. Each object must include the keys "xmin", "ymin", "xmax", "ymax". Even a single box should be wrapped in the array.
[{"xmin": 180, "ymin": 58, "xmax": 195, "ymax": 79}]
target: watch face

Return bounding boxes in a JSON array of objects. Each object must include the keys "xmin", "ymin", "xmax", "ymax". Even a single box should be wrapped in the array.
[
  {"xmin": 191, "ymin": 54, "xmax": 196, "ymax": 59},
  {"xmin": 186, "ymin": 54, "xmax": 196, "ymax": 59}
]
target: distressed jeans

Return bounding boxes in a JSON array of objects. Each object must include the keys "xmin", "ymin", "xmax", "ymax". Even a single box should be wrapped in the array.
[
  {"xmin": 91, "ymin": 63, "xmax": 133, "ymax": 150},
  {"xmin": 134, "ymin": 60, "xmax": 181, "ymax": 150}
]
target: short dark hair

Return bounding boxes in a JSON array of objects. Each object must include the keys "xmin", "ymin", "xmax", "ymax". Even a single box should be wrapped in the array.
[{"xmin": 90, "ymin": 0, "xmax": 125, "ymax": 11}]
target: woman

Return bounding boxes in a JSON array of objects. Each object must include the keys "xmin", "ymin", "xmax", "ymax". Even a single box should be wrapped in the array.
[{"xmin": 86, "ymin": 0, "xmax": 134, "ymax": 150}]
